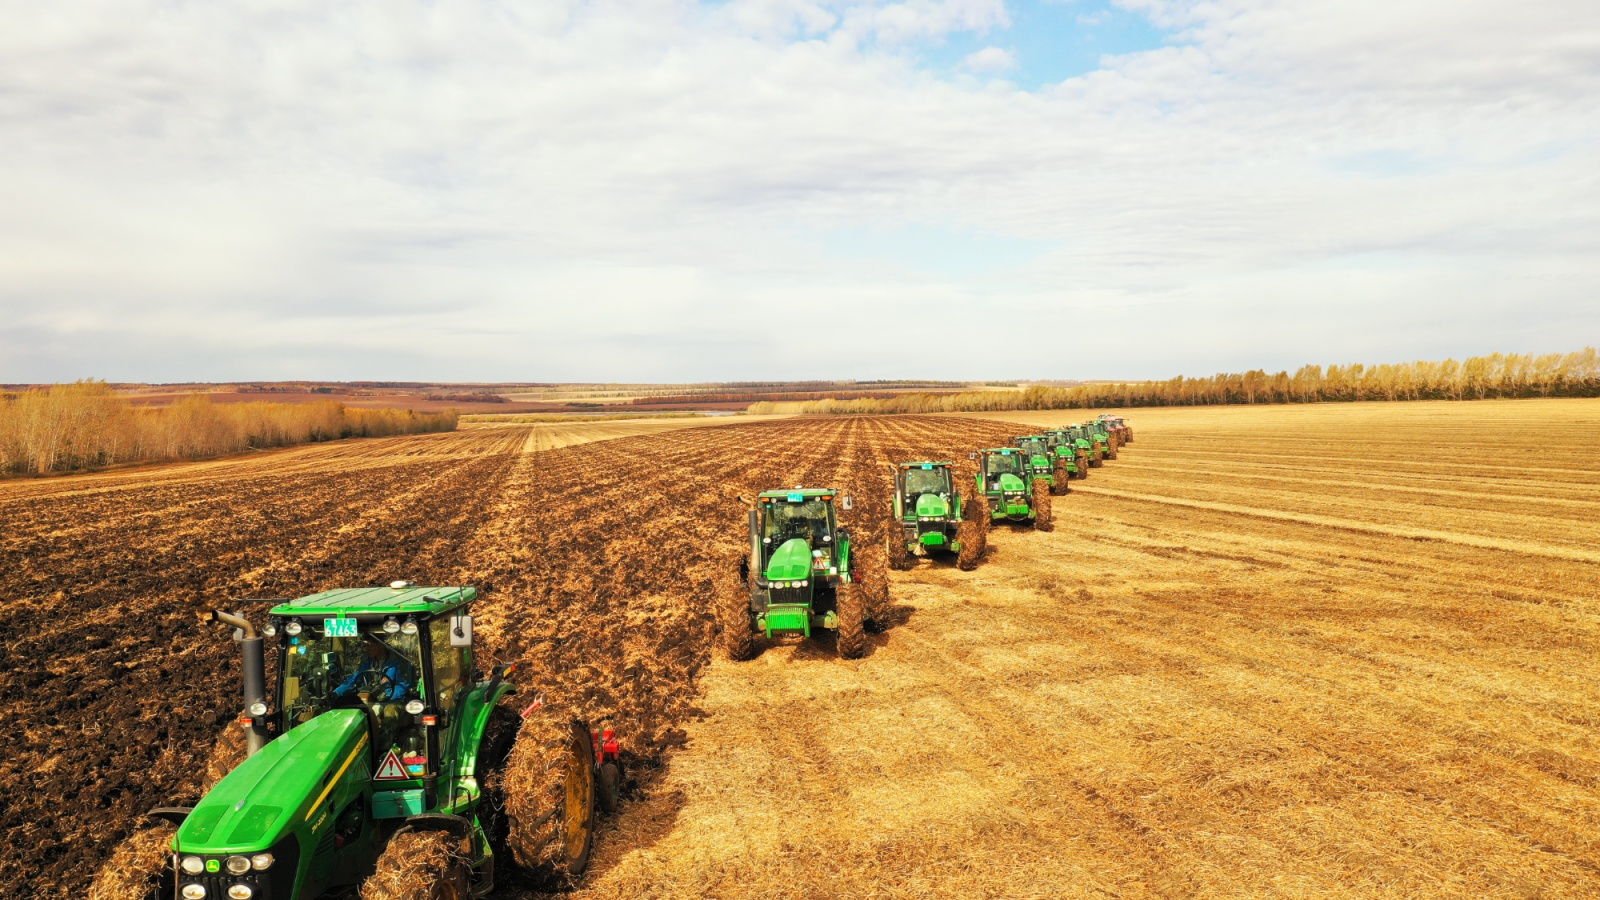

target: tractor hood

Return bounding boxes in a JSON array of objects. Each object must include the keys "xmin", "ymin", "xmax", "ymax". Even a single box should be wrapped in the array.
[
  {"xmin": 997, "ymin": 473, "xmax": 1027, "ymax": 492},
  {"xmin": 914, "ymin": 493, "xmax": 950, "ymax": 518},
  {"xmin": 177, "ymin": 709, "xmax": 369, "ymax": 854},
  {"xmin": 765, "ymin": 537, "xmax": 814, "ymax": 581}
]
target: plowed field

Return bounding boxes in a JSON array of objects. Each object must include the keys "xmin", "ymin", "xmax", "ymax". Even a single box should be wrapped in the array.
[
  {"xmin": 0, "ymin": 415, "xmax": 1017, "ymax": 898},
  {"xmin": 7, "ymin": 401, "xmax": 1600, "ymax": 898}
]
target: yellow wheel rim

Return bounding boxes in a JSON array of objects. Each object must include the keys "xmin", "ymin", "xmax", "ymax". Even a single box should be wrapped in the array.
[{"xmin": 562, "ymin": 731, "xmax": 593, "ymax": 861}]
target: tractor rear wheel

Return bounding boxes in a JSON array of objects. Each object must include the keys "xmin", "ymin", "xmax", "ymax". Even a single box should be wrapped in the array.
[
  {"xmin": 1051, "ymin": 460, "xmax": 1071, "ymax": 495},
  {"xmin": 1075, "ymin": 451, "xmax": 1089, "ymax": 478},
  {"xmin": 362, "ymin": 828, "xmax": 472, "ymax": 900},
  {"xmin": 886, "ymin": 531, "xmax": 912, "ymax": 571},
  {"xmin": 857, "ymin": 545, "xmax": 892, "ymax": 628},
  {"xmin": 1032, "ymin": 479, "xmax": 1054, "ymax": 532},
  {"xmin": 1107, "ymin": 434, "xmax": 1119, "ymax": 460},
  {"xmin": 835, "ymin": 582, "xmax": 867, "ymax": 659},
  {"xmin": 500, "ymin": 714, "xmax": 597, "ymax": 880},
  {"xmin": 88, "ymin": 820, "xmax": 175, "ymax": 900},
  {"xmin": 719, "ymin": 561, "xmax": 758, "ymax": 661}
]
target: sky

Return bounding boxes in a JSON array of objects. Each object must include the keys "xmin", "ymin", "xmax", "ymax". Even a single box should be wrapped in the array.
[{"xmin": 2, "ymin": 0, "xmax": 1597, "ymax": 383}]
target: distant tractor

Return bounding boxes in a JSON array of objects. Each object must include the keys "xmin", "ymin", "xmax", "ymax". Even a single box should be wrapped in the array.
[
  {"xmin": 91, "ymin": 583, "xmax": 621, "ymax": 900},
  {"xmin": 1014, "ymin": 435, "xmax": 1070, "ymax": 495},
  {"xmin": 1097, "ymin": 414, "xmax": 1133, "ymax": 445},
  {"xmin": 973, "ymin": 448, "xmax": 1053, "ymax": 532},
  {"xmin": 1042, "ymin": 429, "xmax": 1089, "ymax": 482},
  {"xmin": 887, "ymin": 461, "xmax": 983, "ymax": 570},
  {"xmin": 1087, "ymin": 420, "xmax": 1119, "ymax": 461},
  {"xmin": 723, "ymin": 488, "xmax": 887, "ymax": 660},
  {"xmin": 1066, "ymin": 425, "xmax": 1103, "ymax": 468}
]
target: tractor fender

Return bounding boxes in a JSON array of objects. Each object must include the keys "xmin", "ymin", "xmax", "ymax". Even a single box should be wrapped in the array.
[{"xmin": 395, "ymin": 812, "xmax": 474, "ymax": 838}]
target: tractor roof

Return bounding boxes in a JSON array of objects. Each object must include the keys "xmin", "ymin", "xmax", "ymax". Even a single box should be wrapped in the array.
[
  {"xmin": 269, "ymin": 584, "xmax": 477, "ymax": 618},
  {"xmin": 979, "ymin": 447, "xmax": 1019, "ymax": 454},
  {"xmin": 898, "ymin": 461, "xmax": 953, "ymax": 469},
  {"xmin": 756, "ymin": 488, "xmax": 838, "ymax": 501}
]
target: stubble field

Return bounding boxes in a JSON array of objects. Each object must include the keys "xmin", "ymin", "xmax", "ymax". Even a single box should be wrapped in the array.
[{"xmin": 4, "ymin": 401, "xmax": 1598, "ymax": 898}]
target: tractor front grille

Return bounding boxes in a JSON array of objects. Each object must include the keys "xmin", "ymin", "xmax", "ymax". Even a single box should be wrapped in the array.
[{"xmin": 768, "ymin": 586, "xmax": 809, "ymax": 607}]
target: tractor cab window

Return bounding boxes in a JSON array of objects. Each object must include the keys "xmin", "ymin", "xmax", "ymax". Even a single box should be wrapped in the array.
[
  {"xmin": 280, "ymin": 629, "xmax": 426, "ymax": 767},
  {"xmin": 1019, "ymin": 439, "xmax": 1047, "ymax": 456},
  {"xmin": 984, "ymin": 454, "xmax": 1021, "ymax": 475},
  {"xmin": 764, "ymin": 500, "xmax": 832, "ymax": 544},
  {"xmin": 903, "ymin": 468, "xmax": 948, "ymax": 496},
  {"xmin": 429, "ymin": 618, "xmax": 469, "ymax": 713}
]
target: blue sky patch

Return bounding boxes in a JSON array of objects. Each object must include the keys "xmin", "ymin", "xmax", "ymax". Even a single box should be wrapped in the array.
[{"xmin": 913, "ymin": 0, "xmax": 1173, "ymax": 89}]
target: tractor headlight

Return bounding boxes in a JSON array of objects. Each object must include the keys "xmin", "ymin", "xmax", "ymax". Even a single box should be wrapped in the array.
[
  {"xmin": 225, "ymin": 855, "xmax": 251, "ymax": 875},
  {"xmin": 228, "ymin": 885, "xmax": 254, "ymax": 899},
  {"xmin": 383, "ymin": 617, "xmax": 401, "ymax": 634},
  {"xmin": 261, "ymin": 623, "xmax": 277, "ymax": 637},
  {"xmin": 251, "ymin": 852, "xmax": 274, "ymax": 870},
  {"xmin": 181, "ymin": 885, "xmax": 207, "ymax": 899},
  {"xmin": 180, "ymin": 856, "xmax": 205, "ymax": 875},
  {"xmin": 247, "ymin": 701, "xmax": 267, "ymax": 717},
  {"xmin": 284, "ymin": 620, "xmax": 302, "ymax": 636},
  {"xmin": 405, "ymin": 699, "xmax": 425, "ymax": 715},
  {"xmin": 796, "ymin": 580, "xmax": 807, "ymax": 588}
]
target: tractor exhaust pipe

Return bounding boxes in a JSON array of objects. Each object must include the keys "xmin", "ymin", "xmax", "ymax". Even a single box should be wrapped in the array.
[
  {"xmin": 210, "ymin": 610, "xmax": 269, "ymax": 757},
  {"xmin": 747, "ymin": 508, "xmax": 763, "ymax": 587}
]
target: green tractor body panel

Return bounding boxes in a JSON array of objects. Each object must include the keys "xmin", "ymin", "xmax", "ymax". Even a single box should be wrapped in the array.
[
  {"xmin": 975, "ymin": 449, "xmax": 1037, "ymax": 523},
  {"xmin": 1042, "ymin": 431, "xmax": 1083, "ymax": 474},
  {"xmin": 1013, "ymin": 436, "xmax": 1056, "ymax": 486},
  {"xmin": 176, "ymin": 710, "xmax": 370, "ymax": 898},
  {"xmin": 745, "ymin": 489, "xmax": 851, "ymax": 638},
  {"xmin": 891, "ymin": 462, "xmax": 963, "ymax": 559},
  {"xmin": 270, "ymin": 585, "xmax": 476, "ymax": 619},
  {"xmin": 764, "ymin": 537, "xmax": 815, "ymax": 581}
]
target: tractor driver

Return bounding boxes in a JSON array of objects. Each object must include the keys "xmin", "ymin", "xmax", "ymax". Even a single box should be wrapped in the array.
[
  {"xmin": 904, "ymin": 467, "xmax": 947, "ymax": 498},
  {"xmin": 769, "ymin": 499, "xmax": 830, "ymax": 544},
  {"xmin": 333, "ymin": 633, "xmax": 415, "ymax": 703}
]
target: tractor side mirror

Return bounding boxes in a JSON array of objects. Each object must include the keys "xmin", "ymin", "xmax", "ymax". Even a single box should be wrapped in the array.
[
  {"xmin": 968, "ymin": 452, "xmax": 977, "ymax": 460},
  {"xmin": 841, "ymin": 496, "xmax": 853, "ymax": 510},
  {"xmin": 450, "ymin": 614, "xmax": 473, "ymax": 648}
]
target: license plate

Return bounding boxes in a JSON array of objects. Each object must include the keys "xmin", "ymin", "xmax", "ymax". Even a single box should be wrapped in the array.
[{"xmin": 325, "ymin": 618, "xmax": 359, "ymax": 637}]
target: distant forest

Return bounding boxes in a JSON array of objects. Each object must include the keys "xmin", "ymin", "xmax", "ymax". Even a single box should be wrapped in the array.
[
  {"xmin": 0, "ymin": 381, "xmax": 457, "ymax": 476},
  {"xmin": 746, "ymin": 349, "xmax": 1600, "ymax": 415}
]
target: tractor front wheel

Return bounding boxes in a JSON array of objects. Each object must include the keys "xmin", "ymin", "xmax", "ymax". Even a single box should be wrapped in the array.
[
  {"xmin": 1032, "ymin": 479, "xmax": 1054, "ymax": 532},
  {"xmin": 956, "ymin": 492, "xmax": 988, "ymax": 570},
  {"xmin": 1051, "ymin": 460, "xmax": 1071, "ymax": 495},
  {"xmin": 886, "ymin": 531, "xmax": 912, "ymax": 571},
  {"xmin": 88, "ymin": 820, "xmax": 175, "ymax": 900},
  {"xmin": 362, "ymin": 828, "xmax": 472, "ymax": 900},
  {"xmin": 1107, "ymin": 435, "xmax": 1119, "ymax": 460},
  {"xmin": 836, "ymin": 583, "xmax": 867, "ymax": 659}
]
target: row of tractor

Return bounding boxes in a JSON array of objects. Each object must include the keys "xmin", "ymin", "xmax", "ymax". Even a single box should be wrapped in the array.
[
  {"xmin": 721, "ymin": 414, "xmax": 1133, "ymax": 662},
  {"xmin": 91, "ymin": 414, "xmax": 1132, "ymax": 900}
]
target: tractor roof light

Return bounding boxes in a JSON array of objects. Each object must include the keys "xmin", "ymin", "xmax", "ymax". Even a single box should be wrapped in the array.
[
  {"xmin": 261, "ymin": 623, "xmax": 277, "ymax": 638},
  {"xmin": 383, "ymin": 617, "xmax": 401, "ymax": 634},
  {"xmin": 400, "ymin": 617, "xmax": 419, "ymax": 635},
  {"xmin": 250, "ymin": 853, "xmax": 273, "ymax": 870},
  {"xmin": 181, "ymin": 885, "xmax": 207, "ymax": 899},
  {"xmin": 180, "ymin": 856, "xmax": 205, "ymax": 875},
  {"xmin": 284, "ymin": 619, "xmax": 303, "ymax": 636},
  {"xmin": 247, "ymin": 701, "xmax": 268, "ymax": 717}
]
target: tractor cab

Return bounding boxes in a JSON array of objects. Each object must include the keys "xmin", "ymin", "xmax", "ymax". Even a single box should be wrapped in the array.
[
  {"xmin": 897, "ymin": 461, "xmax": 954, "ymax": 505},
  {"xmin": 1013, "ymin": 436, "xmax": 1053, "ymax": 474}
]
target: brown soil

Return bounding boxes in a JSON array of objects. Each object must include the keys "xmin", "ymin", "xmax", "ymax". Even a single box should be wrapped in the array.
[{"xmin": 0, "ymin": 415, "xmax": 1017, "ymax": 897}]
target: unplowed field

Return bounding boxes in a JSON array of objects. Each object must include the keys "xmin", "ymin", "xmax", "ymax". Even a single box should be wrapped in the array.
[
  {"xmin": 572, "ymin": 400, "xmax": 1600, "ymax": 899},
  {"xmin": 0, "ymin": 415, "xmax": 1017, "ymax": 898}
]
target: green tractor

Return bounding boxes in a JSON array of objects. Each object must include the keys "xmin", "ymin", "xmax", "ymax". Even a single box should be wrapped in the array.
[
  {"xmin": 1087, "ymin": 419, "xmax": 1119, "ymax": 461},
  {"xmin": 92, "ymin": 583, "xmax": 621, "ymax": 900},
  {"xmin": 1013, "ymin": 435, "xmax": 1071, "ymax": 496},
  {"xmin": 886, "ymin": 461, "xmax": 984, "ymax": 571},
  {"xmin": 973, "ymin": 448, "xmax": 1053, "ymax": 532},
  {"xmin": 1042, "ymin": 429, "xmax": 1090, "ymax": 482},
  {"xmin": 722, "ymin": 488, "xmax": 886, "ymax": 660},
  {"xmin": 1098, "ymin": 414, "xmax": 1134, "ymax": 445}
]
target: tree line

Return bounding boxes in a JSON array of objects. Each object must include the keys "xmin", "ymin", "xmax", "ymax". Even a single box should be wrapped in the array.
[
  {"xmin": 0, "ymin": 381, "xmax": 458, "ymax": 476},
  {"xmin": 745, "ymin": 349, "xmax": 1600, "ymax": 415}
]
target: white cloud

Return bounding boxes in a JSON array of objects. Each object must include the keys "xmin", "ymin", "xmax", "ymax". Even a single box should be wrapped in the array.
[
  {"xmin": 1, "ymin": 0, "xmax": 1597, "ymax": 381},
  {"xmin": 962, "ymin": 46, "xmax": 1018, "ymax": 74}
]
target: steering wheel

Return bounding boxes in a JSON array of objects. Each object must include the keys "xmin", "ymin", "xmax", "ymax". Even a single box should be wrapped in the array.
[{"xmin": 351, "ymin": 669, "xmax": 387, "ymax": 695}]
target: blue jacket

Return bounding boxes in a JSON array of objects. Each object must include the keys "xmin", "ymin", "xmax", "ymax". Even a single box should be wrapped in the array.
[{"xmin": 333, "ymin": 655, "xmax": 414, "ymax": 702}]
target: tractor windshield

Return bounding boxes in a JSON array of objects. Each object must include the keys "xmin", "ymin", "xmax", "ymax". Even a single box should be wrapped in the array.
[
  {"xmin": 764, "ymin": 499, "xmax": 832, "ymax": 543},
  {"xmin": 904, "ymin": 468, "xmax": 948, "ymax": 495},
  {"xmin": 1018, "ymin": 439, "xmax": 1047, "ymax": 456},
  {"xmin": 280, "ymin": 630, "xmax": 422, "ymax": 725},
  {"xmin": 984, "ymin": 454, "xmax": 1021, "ymax": 475}
]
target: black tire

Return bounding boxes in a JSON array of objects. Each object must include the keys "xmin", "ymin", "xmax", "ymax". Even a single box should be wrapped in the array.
[
  {"xmin": 1107, "ymin": 437, "xmax": 1119, "ymax": 460},
  {"xmin": 1032, "ymin": 479, "xmax": 1054, "ymax": 532},
  {"xmin": 500, "ymin": 715, "xmax": 596, "ymax": 880},
  {"xmin": 476, "ymin": 704, "xmax": 522, "ymax": 872},
  {"xmin": 598, "ymin": 762, "xmax": 621, "ymax": 815},
  {"xmin": 1075, "ymin": 450, "xmax": 1089, "ymax": 478},
  {"xmin": 1051, "ymin": 459, "xmax": 1071, "ymax": 495},
  {"xmin": 552, "ymin": 723, "xmax": 597, "ymax": 877},
  {"xmin": 88, "ymin": 820, "xmax": 176, "ymax": 900},
  {"xmin": 836, "ymin": 582, "xmax": 867, "ymax": 659},
  {"xmin": 886, "ymin": 531, "xmax": 912, "ymax": 571},
  {"xmin": 719, "ymin": 561, "xmax": 758, "ymax": 662},
  {"xmin": 362, "ymin": 828, "xmax": 472, "ymax": 900}
]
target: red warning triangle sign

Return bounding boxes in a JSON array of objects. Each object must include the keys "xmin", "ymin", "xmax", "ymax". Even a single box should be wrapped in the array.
[{"xmin": 373, "ymin": 749, "xmax": 409, "ymax": 781}]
